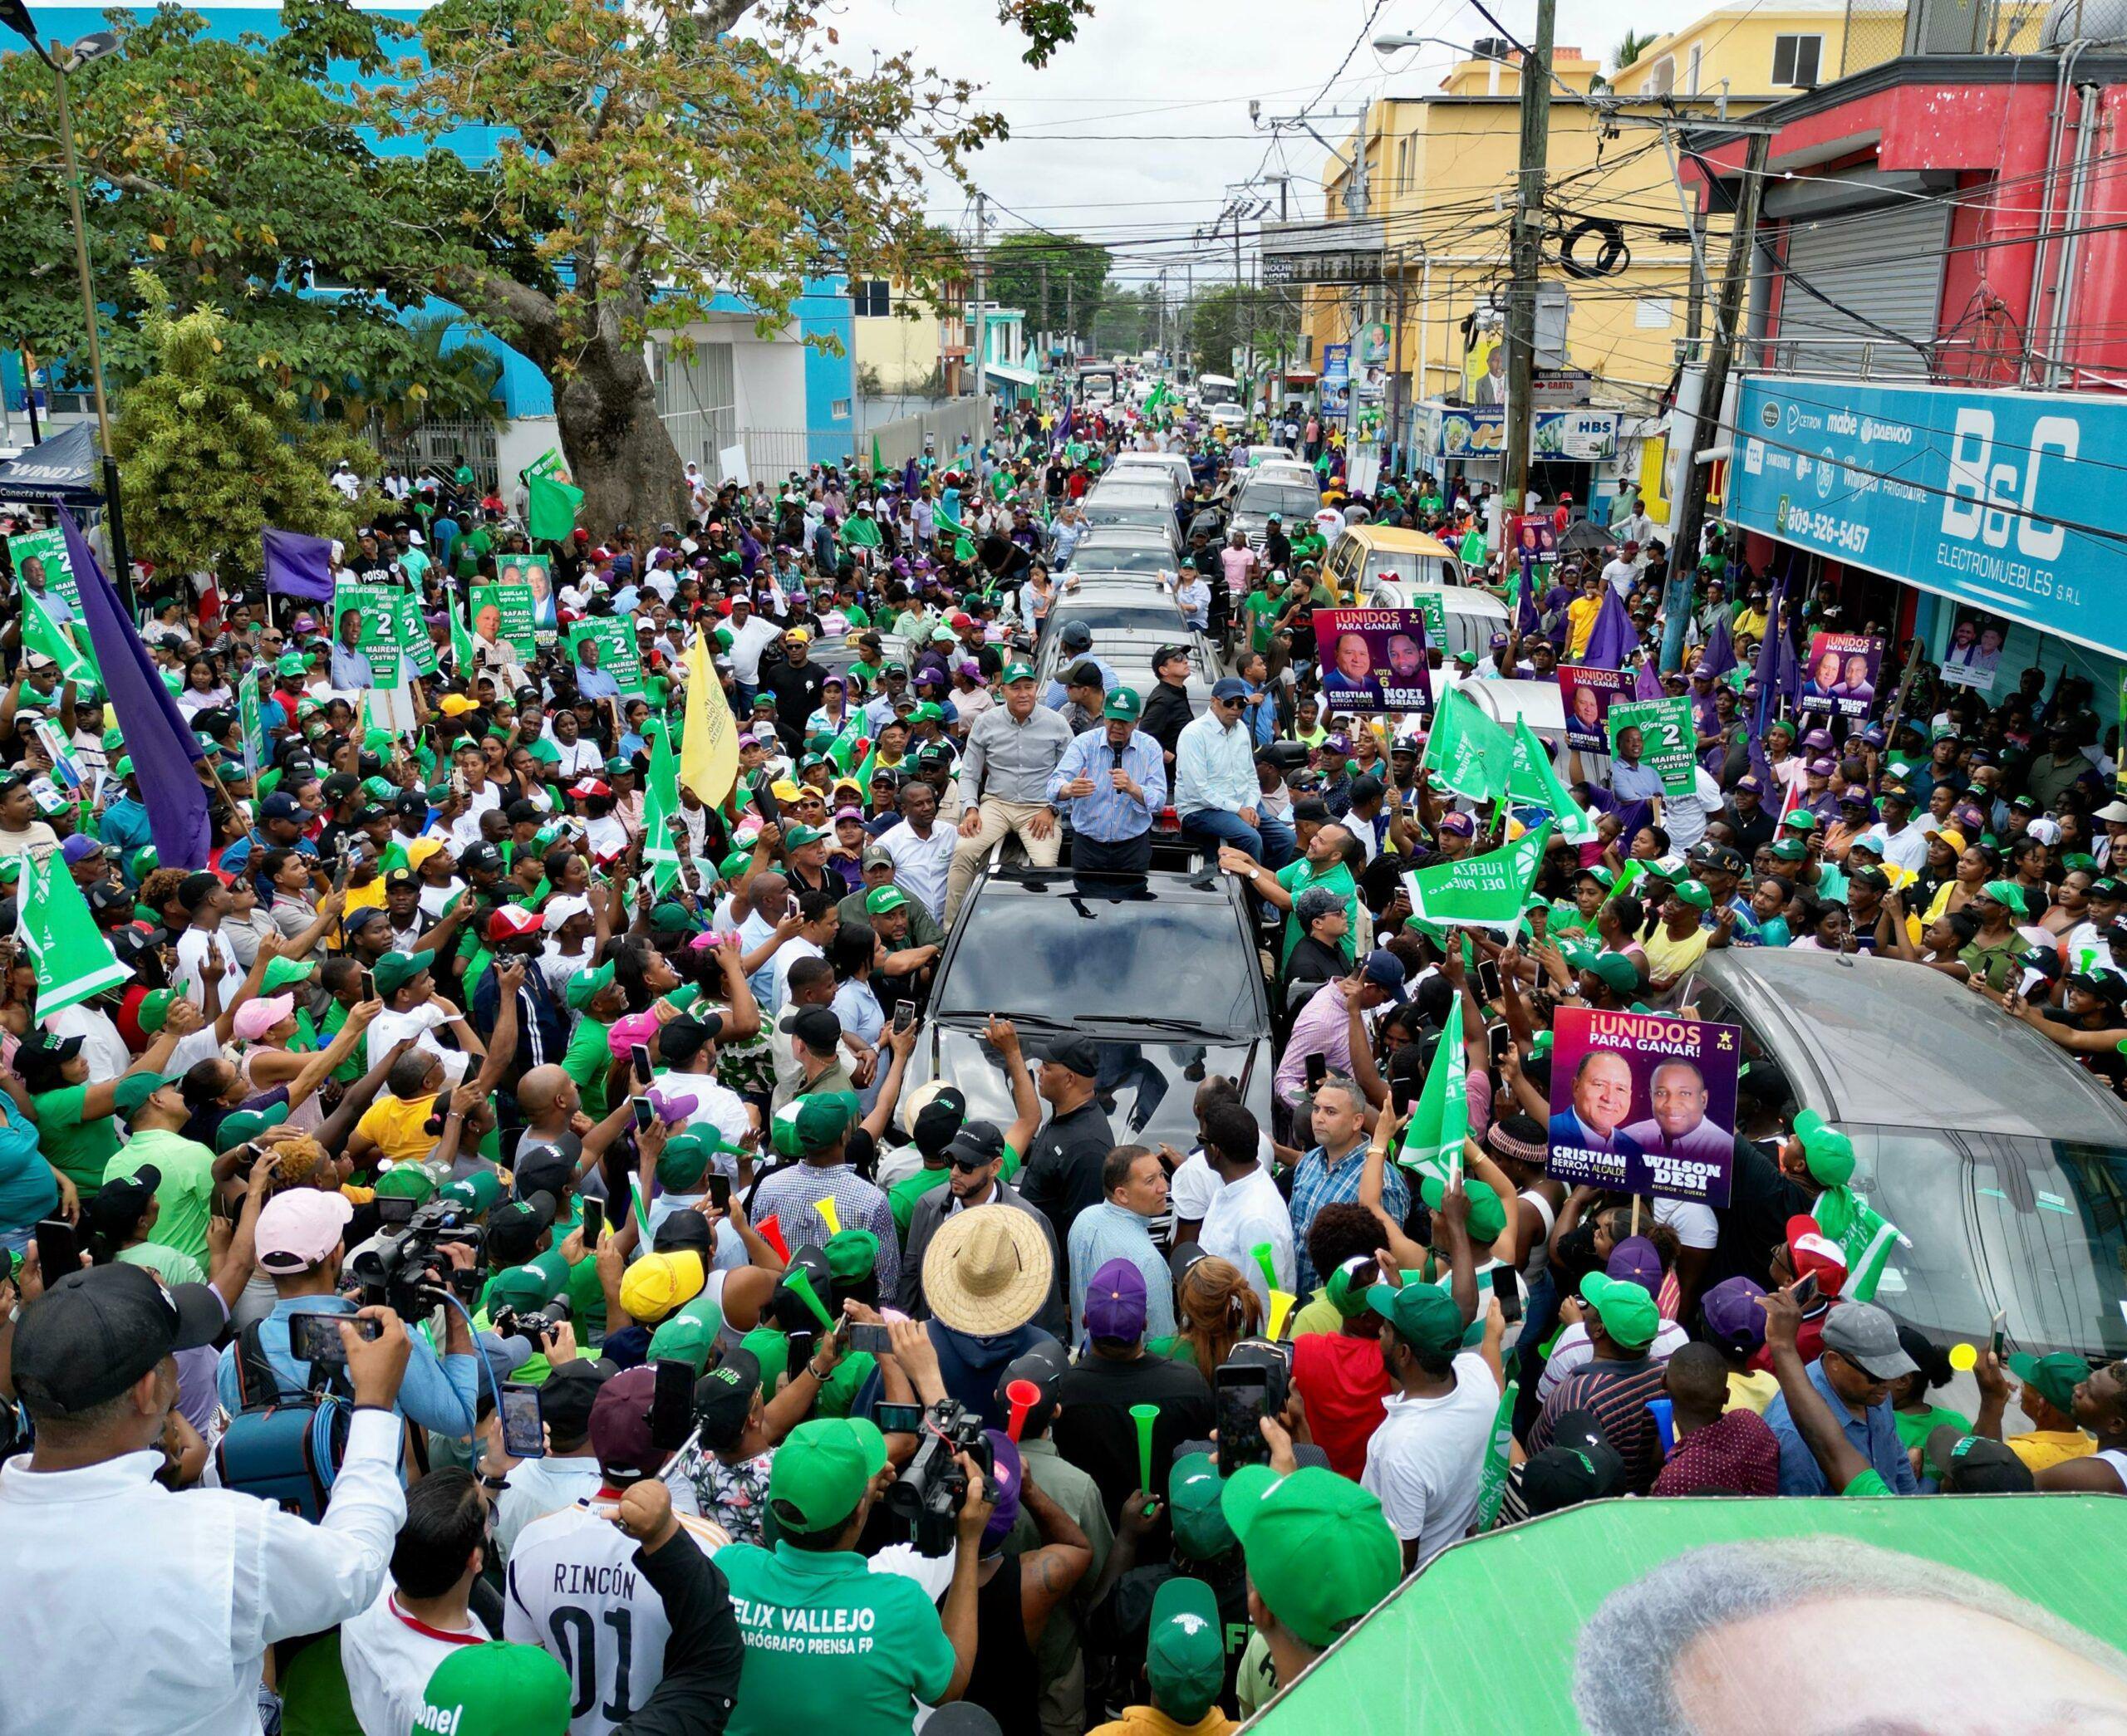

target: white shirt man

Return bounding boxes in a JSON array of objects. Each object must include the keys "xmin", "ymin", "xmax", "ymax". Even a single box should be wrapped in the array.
[
  {"xmin": 1362, "ymin": 1351, "xmax": 1497, "ymax": 1568},
  {"xmin": 366, "ymin": 1002, "xmax": 473, "ymax": 1086},
  {"xmin": 725, "ymin": 609, "xmax": 783, "ymax": 687},
  {"xmin": 875, "ymin": 817, "xmax": 955, "ymax": 923},
  {"xmin": 1601, "ymin": 552, "xmax": 1639, "ymax": 599},
  {"xmin": 338, "ymin": 1580, "xmax": 491, "ymax": 1736},
  {"xmin": 174, "ymin": 924, "xmax": 244, "ymax": 1009},
  {"xmin": 1197, "ymin": 1160, "xmax": 1295, "ymax": 1313}
]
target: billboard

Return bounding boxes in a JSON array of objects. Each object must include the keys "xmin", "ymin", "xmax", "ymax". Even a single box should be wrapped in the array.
[
  {"xmin": 1798, "ymin": 631, "xmax": 1883, "ymax": 720},
  {"xmin": 1730, "ymin": 375, "xmax": 2127, "ymax": 659}
]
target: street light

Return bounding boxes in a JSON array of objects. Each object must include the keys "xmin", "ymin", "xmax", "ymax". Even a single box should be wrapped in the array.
[
  {"xmin": 0, "ymin": 13, "xmax": 135, "ymax": 609},
  {"xmin": 1371, "ymin": 32, "xmax": 1481, "ymax": 55}
]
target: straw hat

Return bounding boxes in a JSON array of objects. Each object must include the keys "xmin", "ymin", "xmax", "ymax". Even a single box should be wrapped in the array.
[{"xmin": 922, "ymin": 1204, "xmax": 1054, "ymax": 1336}]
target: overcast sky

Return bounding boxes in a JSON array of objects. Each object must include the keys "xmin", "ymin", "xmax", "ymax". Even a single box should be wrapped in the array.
[{"xmin": 825, "ymin": 0, "xmax": 1678, "ymax": 284}]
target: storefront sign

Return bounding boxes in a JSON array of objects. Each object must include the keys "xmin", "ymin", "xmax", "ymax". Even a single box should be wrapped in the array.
[
  {"xmin": 1421, "ymin": 405, "xmax": 1619, "ymax": 461},
  {"xmin": 1730, "ymin": 376, "xmax": 2127, "ymax": 658}
]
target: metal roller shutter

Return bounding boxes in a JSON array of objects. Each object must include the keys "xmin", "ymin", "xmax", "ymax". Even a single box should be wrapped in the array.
[{"xmin": 1772, "ymin": 201, "xmax": 1949, "ymax": 378}]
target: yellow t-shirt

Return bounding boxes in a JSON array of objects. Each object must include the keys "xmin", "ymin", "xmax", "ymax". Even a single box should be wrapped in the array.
[
  {"xmin": 1726, "ymin": 1367, "xmax": 1781, "ymax": 1415},
  {"xmin": 2007, "ymin": 1430, "xmax": 2094, "ymax": 1472},
  {"xmin": 1565, "ymin": 595, "xmax": 1604, "ymax": 660},
  {"xmin": 1643, "ymin": 923, "xmax": 1712, "ymax": 983},
  {"xmin": 356, "ymin": 1093, "xmax": 439, "ymax": 1165}
]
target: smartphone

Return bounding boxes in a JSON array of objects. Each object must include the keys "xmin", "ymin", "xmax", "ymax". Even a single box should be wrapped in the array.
[
  {"xmin": 876, "ymin": 1400, "xmax": 924, "ymax": 1434},
  {"xmin": 707, "ymin": 1173, "xmax": 732, "ymax": 1211},
  {"xmin": 892, "ymin": 1001, "xmax": 916, "ymax": 1035},
  {"xmin": 361, "ymin": 969, "xmax": 376, "ymax": 1004},
  {"xmin": 1490, "ymin": 1263, "xmax": 1523, "ymax": 1326},
  {"xmin": 1476, "ymin": 959, "xmax": 1502, "ymax": 1003},
  {"xmin": 1304, "ymin": 1051, "xmax": 1328, "ymax": 1091},
  {"xmin": 1990, "ymin": 1308, "xmax": 2007, "ymax": 1358},
  {"xmin": 1487, "ymin": 1022, "xmax": 1511, "ymax": 1069},
  {"xmin": 1214, "ymin": 1365, "xmax": 1273, "ymax": 1480},
  {"xmin": 788, "ymin": 1329, "xmax": 817, "ymax": 1373},
  {"xmin": 1391, "ymin": 1074, "xmax": 1416, "ymax": 1117},
  {"xmin": 631, "ymin": 1096, "xmax": 656, "ymax": 1133},
  {"xmin": 33, "ymin": 1218, "xmax": 77, "ymax": 1281},
  {"xmin": 631, "ymin": 1043, "xmax": 654, "ymax": 1091},
  {"xmin": 580, "ymin": 1197, "xmax": 605, "ymax": 1246},
  {"xmin": 376, "ymin": 1194, "xmax": 416, "ymax": 1227},
  {"xmin": 500, "ymin": 1381, "xmax": 547, "ymax": 1459},
  {"xmin": 292, "ymin": 1312, "xmax": 379, "ymax": 1363},
  {"xmin": 847, "ymin": 1322, "xmax": 892, "ymax": 1356},
  {"xmin": 649, "ymin": 1357, "xmax": 695, "ymax": 1453},
  {"xmin": 1791, "ymin": 1272, "xmax": 1820, "ymax": 1310}
]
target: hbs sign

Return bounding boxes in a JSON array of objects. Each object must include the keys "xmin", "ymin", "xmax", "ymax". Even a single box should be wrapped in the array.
[{"xmin": 1727, "ymin": 377, "xmax": 2123, "ymax": 656}]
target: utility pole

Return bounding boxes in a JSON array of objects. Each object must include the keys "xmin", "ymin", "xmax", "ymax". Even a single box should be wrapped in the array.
[
  {"xmin": 1663, "ymin": 129, "xmax": 1771, "ymax": 672},
  {"xmin": 1065, "ymin": 277, "xmax": 1076, "ymax": 363},
  {"xmin": 1039, "ymin": 259, "xmax": 1050, "ymax": 359},
  {"xmin": 1500, "ymin": 0, "xmax": 1555, "ymax": 528},
  {"xmin": 971, "ymin": 193, "xmax": 988, "ymax": 412}
]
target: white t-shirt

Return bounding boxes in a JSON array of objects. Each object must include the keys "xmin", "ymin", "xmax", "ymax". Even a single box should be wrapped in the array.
[
  {"xmin": 494, "ymin": 1455, "xmax": 607, "ymax": 1563},
  {"xmin": 1536, "ymin": 1317, "xmax": 1691, "ymax": 1404},
  {"xmin": 174, "ymin": 924, "xmax": 244, "ymax": 1009},
  {"xmin": 42, "ymin": 1002, "xmax": 131, "ymax": 1085},
  {"xmin": 1197, "ymin": 1163, "xmax": 1296, "ymax": 1312},
  {"xmin": 726, "ymin": 615, "xmax": 783, "ymax": 684},
  {"xmin": 367, "ymin": 1001, "xmax": 471, "ymax": 1085},
  {"xmin": 1361, "ymin": 1352, "xmax": 1499, "ymax": 1567},
  {"xmin": 339, "ymin": 1583, "xmax": 491, "ymax": 1736},
  {"xmin": 504, "ymin": 1500, "xmax": 726, "ymax": 1736},
  {"xmin": 1661, "ymin": 767, "xmax": 1725, "ymax": 856},
  {"xmin": 1652, "ymin": 1196, "xmax": 1718, "ymax": 1252},
  {"xmin": 449, "ymin": 785, "xmax": 503, "ymax": 850},
  {"xmin": 764, "ymin": 938, "xmax": 824, "ymax": 1018},
  {"xmin": 656, "ymin": 1069, "xmax": 752, "ymax": 1165}
]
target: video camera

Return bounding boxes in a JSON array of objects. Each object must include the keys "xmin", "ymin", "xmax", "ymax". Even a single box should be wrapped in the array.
[
  {"xmin": 882, "ymin": 1398, "xmax": 995, "ymax": 1557},
  {"xmin": 347, "ymin": 1196, "xmax": 485, "ymax": 1315}
]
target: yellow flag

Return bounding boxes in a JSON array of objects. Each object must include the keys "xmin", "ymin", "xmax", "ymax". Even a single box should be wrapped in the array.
[{"xmin": 680, "ymin": 630, "xmax": 739, "ymax": 807}]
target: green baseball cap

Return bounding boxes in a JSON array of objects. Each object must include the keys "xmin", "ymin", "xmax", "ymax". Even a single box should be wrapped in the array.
[
  {"xmin": 1002, "ymin": 661, "xmax": 1036, "ymax": 684},
  {"xmin": 372, "ymin": 1164, "xmax": 437, "ymax": 1204},
  {"xmin": 411, "ymin": 1640, "xmax": 572, "ymax": 1736},
  {"xmin": 864, "ymin": 885, "xmax": 908, "ymax": 916},
  {"xmin": 1367, "ymin": 1278, "xmax": 1466, "ymax": 1357},
  {"xmin": 1322, "ymin": 1255, "xmax": 1378, "ymax": 1319},
  {"xmin": 1780, "ymin": 810, "xmax": 1817, "ymax": 834},
  {"xmin": 486, "ymin": 1265, "xmax": 554, "ymax": 1313},
  {"xmin": 1980, "ymin": 878, "xmax": 2029, "ymax": 917},
  {"xmin": 260, "ymin": 956, "xmax": 317, "ymax": 993},
  {"xmin": 1167, "ymin": 1451, "xmax": 1235, "ymax": 1561},
  {"xmin": 825, "ymin": 1228, "xmax": 880, "ymax": 1283},
  {"xmin": 441, "ymin": 1170, "xmax": 505, "ymax": 1214},
  {"xmin": 219, "ymin": 1103, "xmax": 292, "ymax": 1148},
  {"xmin": 719, "ymin": 849, "xmax": 754, "ymax": 882},
  {"xmin": 1791, "ymin": 1108, "xmax": 1855, "ymax": 1186},
  {"xmin": 1102, "ymin": 688, "xmax": 1141, "ymax": 721},
  {"xmin": 1579, "ymin": 1270, "xmax": 1660, "ymax": 1350},
  {"xmin": 564, "ymin": 959, "xmax": 617, "ymax": 1013},
  {"xmin": 1769, "ymin": 836, "xmax": 1807, "ymax": 862},
  {"xmin": 113, "ymin": 756, "xmax": 135, "ymax": 780},
  {"xmin": 1417, "ymin": 1171, "xmax": 1508, "ymax": 1244},
  {"xmin": 1146, "ymin": 1577, "xmax": 1228, "ymax": 1723},
  {"xmin": 136, "ymin": 988, "xmax": 178, "ymax": 1035},
  {"xmin": 2007, "ymin": 1350, "xmax": 2086, "ymax": 1415},
  {"xmin": 768, "ymin": 1415, "xmax": 889, "ymax": 1534},
  {"xmin": 656, "ymin": 1132, "xmax": 714, "ymax": 1191},
  {"xmin": 130, "ymin": 846, "xmax": 159, "ymax": 880},
  {"xmin": 648, "ymin": 1309, "xmax": 722, "ymax": 1376},
  {"xmin": 371, "ymin": 949, "xmax": 435, "ymax": 998},
  {"xmin": 1220, "ymin": 1464, "xmax": 1401, "ymax": 1649},
  {"xmin": 276, "ymin": 653, "xmax": 307, "ymax": 677},
  {"xmin": 906, "ymin": 701, "xmax": 945, "ymax": 724},
  {"xmin": 740, "ymin": 1325, "xmax": 791, "ymax": 1392},
  {"xmin": 1672, "ymin": 878, "xmax": 1712, "ymax": 910},
  {"xmin": 792, "ymin": 1091, "xmax": 859, "ymax": 1155},
  {"xmin": 603, "ymin": 756, "xmax": 634, "ymax": 777},
  {"xmin": 111, "ymin": 1071, "xmax": 181, "ymax": 1120},
  {"xmin": 1587, "ymin": 953, "xmax": 1640, "ymax": 998},
  {"xmin": 782, "ymin": 823, "xmax": 828, "ymax": 850},
  {"xmin": 649, "ymin": 900, "xmax": 693, "ymax": 935}
]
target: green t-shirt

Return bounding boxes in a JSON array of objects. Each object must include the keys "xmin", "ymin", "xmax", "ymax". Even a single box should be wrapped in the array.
[
  {"xmin": 562, "ymin": 1013, "xmax": 616, "ymax": 1120},
  {"xmin": 1894, "ymin": 1400, "xmax": 1972, "ymax": 1485},
  {"xmin": 1245, "ymin": 591, "xmax": 1280, "ymax": 655},
  {"xmin": 105, "ymin": 1128, "xmax": 221, "ymax": 1268},
  {"xmin": 32, "ymin": 1085, "xmax": 120, "ymax": 1197},
  {"xmin": 117, "ymin": 1238, "xmax": 207, "ymax": 1287},
  {"xmin": 719, "ymin": 1540, "xmax": 957, "ymax": 1736},
  {"xmin": 319, "ymin": 1001, "xmax": 366, "ymax": 1085},
  {"xmin": 1274, "ymin": 858, "xmax": 1358, "ymax": 969},
  {"xmin": 888, "ymin": 1165, "xmax": 948, "ymax": 1238}
]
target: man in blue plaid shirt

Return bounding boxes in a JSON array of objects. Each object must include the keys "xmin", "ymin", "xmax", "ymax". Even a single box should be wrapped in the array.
[{"xmin": 1287, "ymin": 1075, "xmax": 1409, "ymax": 1292}]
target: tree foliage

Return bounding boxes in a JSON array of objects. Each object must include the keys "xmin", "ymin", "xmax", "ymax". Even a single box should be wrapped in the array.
[
  {"xmin": 1188, "ymin": 286, "xmax": 1299, "ymax": 377},
  {"xmin": 110, "ymin": 272, "xmax": 365, "ymax": 584},
  {"xmin": 986, "ymin": 232, "xmax": 1110, "ymax": 341}
]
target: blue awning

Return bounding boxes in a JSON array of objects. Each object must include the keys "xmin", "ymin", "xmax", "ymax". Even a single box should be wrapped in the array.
[{"xmin": 0, "ymin": 422, "xmax": 105, "ymax": 505}]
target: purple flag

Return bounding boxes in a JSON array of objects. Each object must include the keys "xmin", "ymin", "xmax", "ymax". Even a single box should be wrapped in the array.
[
  {"xmin": 261, "ymin": 525, "xmax": 335, "ymax": 604},
  {"xmin": 61, "ymin": 508, "xmax": 211, "ymax": 868},
  {"xmin": 902, "ymin": 455, "xmax": 921, "ymax": 498},
  {"xmin": 1515, "ymin": 556, "xmax": 1540, "ymax": 635},
  {"xmin": 1751, "ymin": 579, "xmax": 1788, "ymax": 739},
  {"xmin": 1050, "ymin": 406, "xmax": 1073, "ymax": 454},
  {"xmin": 1578, "ymin": 588, "xmax": 1638, "ymax": 669},
  {"xmin": 1698, "ymin": 613, "xmax": 1737, "ymax": 682},
  {"xmin": 1633, "ymin": 655, "xmax": 1664, "ymax": 700}
]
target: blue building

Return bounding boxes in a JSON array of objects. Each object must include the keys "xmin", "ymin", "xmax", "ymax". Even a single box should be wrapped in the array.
[{"xmin": 12, "ymin": 2, "xmax": 854, "ymax": 473}]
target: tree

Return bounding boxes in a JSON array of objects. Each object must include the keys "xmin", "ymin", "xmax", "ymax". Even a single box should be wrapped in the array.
[
  {"xmin": 1594, "ymin": 29, "xmax": 1661, "ymax": 89},
  {"xmin": 1188, "ymin": 285, "xmax": 1293, "ymax": 378},
  {"xmin": 0, "ymin": 0, "xmax": 1094, "ymax": 537},
  {"xmin": 111, "ymin": 272, "xmax": 364, "ymax": 586},
  {"xmin": 986, "ymin": 232, "xmax": 1110, "ymax": 346}
]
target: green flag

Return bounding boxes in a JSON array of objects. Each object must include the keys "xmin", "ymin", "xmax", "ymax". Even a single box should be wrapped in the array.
[
  {"xmin": 1397, "ymin": 1019, "xmax": 1468, "ymax": 1176},
  {"xmin": 639, "ymin": 718, "xmax": 685, "ymax": 895},
  {"xmin": 526, "ymin": 450, "xmax": 584, "ymax": 542},
  {"xmin": 239, "ymin": 679, "xmax": 266, "ymax": 782},
  {"xmin": 21, "ymin": 586, "xmax": 94, "ymax": 687},
  {"xmin": 1506, "ymin": 717, "xmax": 1597, "ymax": 842},
  {"xmin": 16, "ymin": 848, "xmax": 130, "ymax": 1018},
  {"xmin": 1475, "ymin": 1376, "xmax": 1520, "ymax": 1531},
  {"xmin": 448, "ymin": 595, "xmax": 479, "ymax": 677},
  {"xmin": 871, "ymin": 434, "xmax": 886, "ymax": 477},
  {"xmin": 1420, "ymin": 686, "xmax": 1515, "ymax": 802},
  {"xmin": 1403, "ymin": 820, "xmax": 1553, "ymax": 930},
  {"xmin": 1812, "ymin": 1184, "xmax": 1904, "ymax": 1303}
]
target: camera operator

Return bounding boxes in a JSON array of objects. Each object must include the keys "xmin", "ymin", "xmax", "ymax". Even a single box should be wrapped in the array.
[
  {"xmin": 1, "ymin": 1266, "xmax": 416, "ymax": 1732},
  {"xmin": 214, "ymin": 1188, "xmax": 481, "ymax": 1444},
  {"xmin": 716, "ymin": 1412, "xmax": 993, "ymax": 1736}
]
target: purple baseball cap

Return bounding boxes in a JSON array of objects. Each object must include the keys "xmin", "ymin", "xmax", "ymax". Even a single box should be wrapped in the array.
[
  {"xmin": 1806, "ymin": 756, "xmax": 1837, "ymax": 776},
  {"xmin": 1440, "ymin": 812, "xmax": 1476, "ymax": 837},
  {"xmin": 1605, "ymin": 1236, "xmax": 1663, "ymax": 1293},
  {"xmin": 1700, "ymin": 1276, "xmax": 1768, "ymax": 1357},
  {"xmin": 1083, "ymin": 1258, "xmax": 1149, "ymax": 1342},
  {"xmin": 980, "ymin": 1429, "xmax": 1024, "ymax": 1552},
  {"xmin": 1802, "ymin": 728, "xmax": 1835, "ymax": 750}
]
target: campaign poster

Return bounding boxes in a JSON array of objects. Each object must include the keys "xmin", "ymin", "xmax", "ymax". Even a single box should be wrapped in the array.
[
  {"xmin": 332, "ymin": 581, "xmax": 403, "ymax": 688},
  {"xmin": 1314, "ymin": 607, "xmax": 1432, "ymax": 715},
  {"xmin": 570, "ymin": 616, "xmax": 646, "ymax": 698},
  {"xmin": 469, "ymin": 579, "xmax": 538, "ymax": 657},
  {"xmin": 1799, "ymin": 630, "xmax": 1883, "ymax": 720},
  {"xmin": 1940, "ymin": 604, "xmax": 2009, "ymax": 693},
  {"xmin": 1605, "ymin": 696, "xmax": 1697, "ymax": 797},
  {"xmin": 1544, "ymin": 1005, "xmax": 1740, "ymax": 1206},
  {"xmin": 394, "ymin": 586, "xmax": 439, "ymax": 678},
  {"xmin": 498, "ymin": 552, "xmax": 558, "ymax": 642},
  {"xmin": 1560, "ymin": 665, "xmax": 1632, "ymax": 753},
  {"xmin": 8, "ymin": 527, "xmax": 82, "ymax": 616},
  {"xmin": 1513, "ymin": 514, "xmax": 1556, "ymax": 562}
]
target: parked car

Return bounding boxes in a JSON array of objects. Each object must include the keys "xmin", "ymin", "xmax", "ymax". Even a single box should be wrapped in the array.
[
  {"xmin": 911, "ymin": 866, "xmax": 1275, "ymax": 1150},
  {"xmin": 1032, "ymin": 613, "xmax": 1222, "ymax": 717},
  {"xmin": 1231, "ymin": 474, "xmax": 1329, "ymax": 552},
  {"xmin": 1207, "ymin": 403, "xmax": 1247, "ymax": 430},
  {"xmin": 1322, "ymin": 524, "xmax": 1466, "ymax": 603},
  {"xmin": 1038, "ymin": 579, "xmax": 1190, "ymax": 647},
  {"xmin": 1680, "ymin": 948, "xmax": 2127, "ymax": 1363}
]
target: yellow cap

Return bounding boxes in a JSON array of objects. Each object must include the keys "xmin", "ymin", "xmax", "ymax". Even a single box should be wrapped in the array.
[{"xmin": 618, "ymin": 1249, "xmax": 705, "ymax": 1325}]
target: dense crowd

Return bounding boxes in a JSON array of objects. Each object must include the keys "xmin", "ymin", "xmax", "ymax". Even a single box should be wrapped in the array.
[{"xmin": 0, "ymin": 390, "xmax": 2123, "ymax": 1736}]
